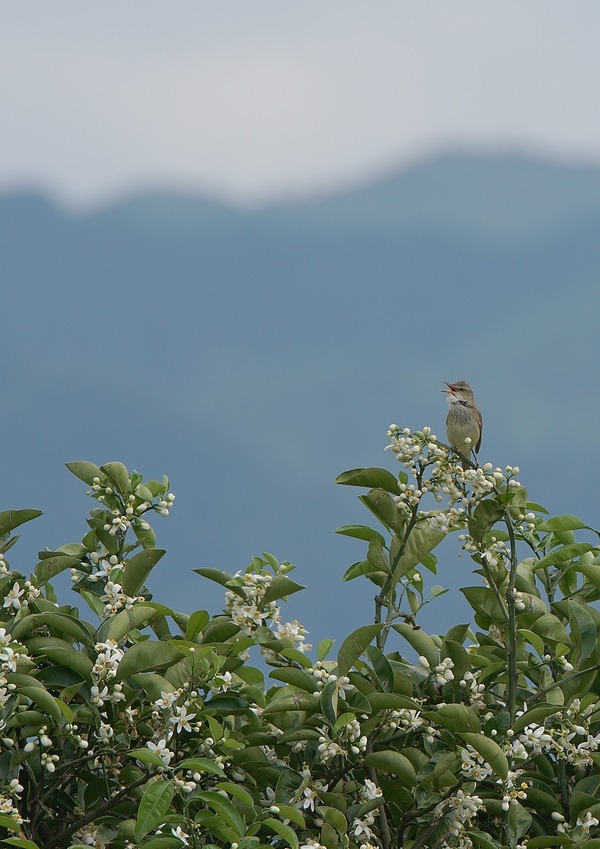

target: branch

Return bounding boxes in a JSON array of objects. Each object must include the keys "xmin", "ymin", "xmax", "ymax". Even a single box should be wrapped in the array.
[
  {"xmin": 44, "ymin": 773, "xmax": 149, "ymax": 849},
  {"xmin": 504, "ymin": 507, "xmax": 519, "ymax": 725},
  {"xmin": 365, "ymin": 738, "xmax": 391, "ymax": 849}
]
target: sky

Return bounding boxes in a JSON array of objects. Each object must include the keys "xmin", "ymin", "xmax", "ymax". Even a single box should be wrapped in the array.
[{"xmin": 2, "ymin": 2, "xmax": 600, "ymax": 208}]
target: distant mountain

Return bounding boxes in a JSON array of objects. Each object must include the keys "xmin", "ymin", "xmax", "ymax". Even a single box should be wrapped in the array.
[
  {"xmin": 1, "ymin": 150, "xmax": 600, "ymax": 644},
  {"xmin": 84, "ymin": 151, "xmax": 600, "ymax": 241}
]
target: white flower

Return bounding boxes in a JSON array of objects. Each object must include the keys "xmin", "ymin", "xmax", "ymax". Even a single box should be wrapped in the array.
[
  {"xmin": 147, "ymin": 739, "xmax": 174, "ymax": 766},
  {"xmin": 353, "ymin": 814, "xmax": 376, "ymax": 842},
  {"xmin": 577, "ymin": 810, "xmax": 599, "ymax": 832},
  {"xmin": 171, "ymin": 825, "xmax": 190, "ymax": 845},
  {"xmin": 96, "ymin": 722, "xmax": 114, "ymax": 744},
  {"xmin": 0, "ymin": 646, "xmax": 17, "ymax": 672},
  {"xmin": 154, "ymin": 690, "xmax": 178, "ymax": 710},
  {"xmin": 213, "ymin": 671, "xmax": 233, "ymax": 692},
  {"xmin": 3, "ymin": 583, "xmax": 24, "ymax": 611},
  {"xmin": 297, "ymin": 786, "xmax": 319, "ymax": 812},
  {"xmin": 360, "ymin": 779, "xmax": 382, "ymax": 800},
  {"xmin": 170, "ymin": 705, "xmax": 196, "ymax": 733}
]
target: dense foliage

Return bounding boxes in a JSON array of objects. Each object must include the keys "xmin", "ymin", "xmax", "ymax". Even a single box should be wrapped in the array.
[{"xmin": 0, "ymin": 429, "xmax": 600, "ymax": 849}]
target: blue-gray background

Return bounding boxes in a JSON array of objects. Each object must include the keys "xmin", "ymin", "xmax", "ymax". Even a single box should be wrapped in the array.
[{"xmin": 1, "ymin": 3, "xmax": 599, "ymax": 648}]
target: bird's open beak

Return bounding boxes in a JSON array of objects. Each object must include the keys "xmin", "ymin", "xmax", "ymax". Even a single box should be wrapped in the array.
[{"xmin": 441, "ymin": 382, "xmax": 456, "ymax": 394}]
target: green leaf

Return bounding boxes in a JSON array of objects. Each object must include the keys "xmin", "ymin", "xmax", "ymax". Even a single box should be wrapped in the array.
[
  {"xmin": 363, "ymin": 750, "xmax": 417, "ymax": 786},
  {"xmin": 367, "ymin": 539, "xmax": 389, "ymax": 572},
  {"xmin": 0, "ymin": 509, "xmax": 42, "ymax": 536},
  {"xmin": 26, "ymin": 645, "xmax": 93, "ymax": 679},
  {"xmin": 5, "ymin": 709, "xmax": 48, "ymax": 729},
  {"xmin": 519, "ymin": 628, "xmax": 545, "ymax": 656},
  {"xmin": 17, "ymin": 686, "xmax": 62, "ymax": 724},
  {"xmin": 264, "ymin": 693, "xmax": 319, "ymax": 714},
  {"xmin": 466, "ymin": 830, "xmax": 501, "ymax": 849},
  {"xmin": 567, "ymin": 601, "xmax": 598, "ymax": 662},
  {"xmin": 392, "ymin": 622, "xmax": 439, "ymax": 667},
  {"xmin": 468, "ymin": 499, "xmax": 504, "ymax": 544},
  {"xmin": 530, "ymin": 612, "xmax": 571, "ymax": 646},
  {"xmin": 133, "ymin": 520, "xmax": 157, "ymax": 550},
  {"xmin": 335, "ymin": 467, "xmax": 401, "ymax": 495},
  {"xmin": 101, "ymin": 461, "xmax": 131, "ymax": 495},
  {"xmin": 335, "ymin": 525, "xmax": 386, "ymax": 545},
  {"xmin": 320, "ymin": 680, "xmax": 339, "ymax": 724},
  {"xmin": 425, "ymin": 703, "xmax": 481, "ymax": 733},
  {"xmin": 130, "ymin": 673, "xmax": 176, "ymax": 701},
  {"xmin": 115, "ymin": 641, "xmax": 185, "ymax": 681},
  {"xmin": 537, "ymin": 514, "xmax": 587, "ymax": 532},
  {"xmin": 390, "ymin": 523, "xmax": 445, "ymax": 579},
  {"xmin": 134, "ymin": 779, "xmax": 174, "ymax": 842},
  {"xmin": 78, "ymin": 589, "xmax": 105, "ymax": 617},
  {"xmin": 104, "ymin": 604, "xmax": 161, "ymax": 643},
  {"xmin": 65, "ymin": 461, "xmax": 103, "ymax": 485},
  {"xmin": 128, "ymin": 748, "xmax": 166, "ymax": 767},
  {"xmin": 215, "ymin": 782, "xmax": 256, "ymax": 808},
  {"xmin": 262, "ymin": 576, "xmax": 305, "ymax": 604},
  {"xmin": 359, "ymin": 489, "xmax": 401, "ymax": 532},
  {"xmin": 269, "ymin": 668, "xmax": 317, "ymax": 692},
  {"xmin": 121, "ymin": 549, "xmax": 165, "ymax": 596},
  {"xmin": 365, "ymin": 645, "xmax": 395, "ymax": 692},
  {"xmin": 12, "ymin": 612, "xmax": 94, "ymax": 646},
  {"xmin": 271, "ymin": 804, "xmax": 305, "ymax": 828},
  {"xmin": 460, "ymin": 732, "xmax": 509, "ymax": 780},
  {"xmin": 367, "ymin": 693, "xmax": 420, "ymax": 712},
  {"xmin": 193, "ymin": 567, "xmax": 234, "ymax": 588},
  {"xmin": 1, "ymin": 839, "xmax": 42, "ymax": 849},
  {"xmin": 569, "ymin": 790, "xmax": 600, "ymax": 823},
  {"xmin": 317, "ymin": 638, "xmax": 334, "ymax": 661},
  {"xmin": 196, "ymin": 791, "xmax": 245, "ymax": 837},
  {"xmin": 0, "ymin": 814, "xmax": 20, "ymax": 833},
  {"xmin": 511, "ymin": 704, "xmax": 561, "ymax": 734},
  {"xmin": 275, "ymin": 768, "xmax": 304, "ymax": 803},
  {"xmin": 34, "ymin": 554, "xmax": 83, "ymax": 583},
  {"xmin": 177, "ymin": 757, "xmax": 226, "ymax": 776},
  {"xmin": 342, "ymin": 560, "xmax": 386, "ymax": 583},
  {"xmin": 337, "ymin": 624, "xmax": 383, "ymax": 676},
  {"xmin": 534, "ymin": 543, "xmax": 595, "ymax": 570},
  {"xmin": 262, "ymin": 817, "xmax": 298, "ymax": 849},
  {"xmin": 460, "ymin": 586, "xmax": 505, "ymax": 626},
  {"xmin": 136, "ymin": 839, "xmax": 181, "ymax": 849},
  {"xmin": 185, "ymin": 610, "xmax": 209, "ymax": 640},
  {"xmin": 320, "ymin": 806, "xmax": 348, "ymax": 837}
]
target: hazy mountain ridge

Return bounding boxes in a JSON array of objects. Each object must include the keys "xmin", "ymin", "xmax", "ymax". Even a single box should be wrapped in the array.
[
  {"xmin": 6, "ymin": 151, "xmax": 600, "ymax": 242},
  {"xmin": 91, "ymin": 151, "xmax": 600, "ymax": 241}
]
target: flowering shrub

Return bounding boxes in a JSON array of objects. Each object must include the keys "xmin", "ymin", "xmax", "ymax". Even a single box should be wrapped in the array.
[{"xmin": 0, "ymin": 435, "xmax": 599, "ymax": 849}]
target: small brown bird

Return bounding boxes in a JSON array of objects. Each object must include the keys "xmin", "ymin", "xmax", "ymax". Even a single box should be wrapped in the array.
[{"xmin": 442, "ymin": 380, "xmax": 482, "ymax": 463}]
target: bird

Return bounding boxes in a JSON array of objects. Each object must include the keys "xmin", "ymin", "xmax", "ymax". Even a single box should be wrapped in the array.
[{"xmin": 442, "ymin": 380, "xmax": 482, "ymax": 464}]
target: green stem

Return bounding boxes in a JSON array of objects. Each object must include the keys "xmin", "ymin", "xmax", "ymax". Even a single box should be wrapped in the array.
[
  {"xmin": 365, "ymin": 738, "xmax": 391, "ymax": 849},
  {"xmin": 375, "ymin": 469, "xmax": 425, "ymax": 651},
  {"xmin": 479, "ymin": 559, "xmax": 510, "ymax": 625},
  {"xmin": 558, "ymin": 760, "xmax": 569, "ymax": 814},
  {"xmin": 504, "ymin": 507, "xmax": 519, "ymax": 725},
  {"xmin": 526, "ymin": 662, "xmax": 600, "ymax": 706}
]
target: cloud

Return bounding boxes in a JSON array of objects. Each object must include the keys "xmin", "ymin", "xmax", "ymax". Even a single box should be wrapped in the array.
[{"xmin": 2, "ymin": 2, "xmax": 600, "ymax": 205}]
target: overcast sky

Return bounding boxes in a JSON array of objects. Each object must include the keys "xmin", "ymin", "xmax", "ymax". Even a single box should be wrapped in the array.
[{"xmin": 2, "ymin": 2, "xmax": 600, "ymax": 207}]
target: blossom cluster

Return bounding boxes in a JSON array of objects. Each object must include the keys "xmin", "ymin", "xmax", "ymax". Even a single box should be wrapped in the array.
[
  {"xmin": 385, "ymin": 425, "xmax": 523, "ymax": 538},
  {"xmin": 435, "ymin": 788, "xmax": 485, "ymax": 848},
  {"xmin": 224, "ymin": 563, "xmax": 312, "ymax": 657},
  {"xmin": 508, "ymin": 699, "xmax": 600, "ymax": 767},
  {"xmin": 0, "ymin": 627, "xmax": 29, "ymax": 811}
]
